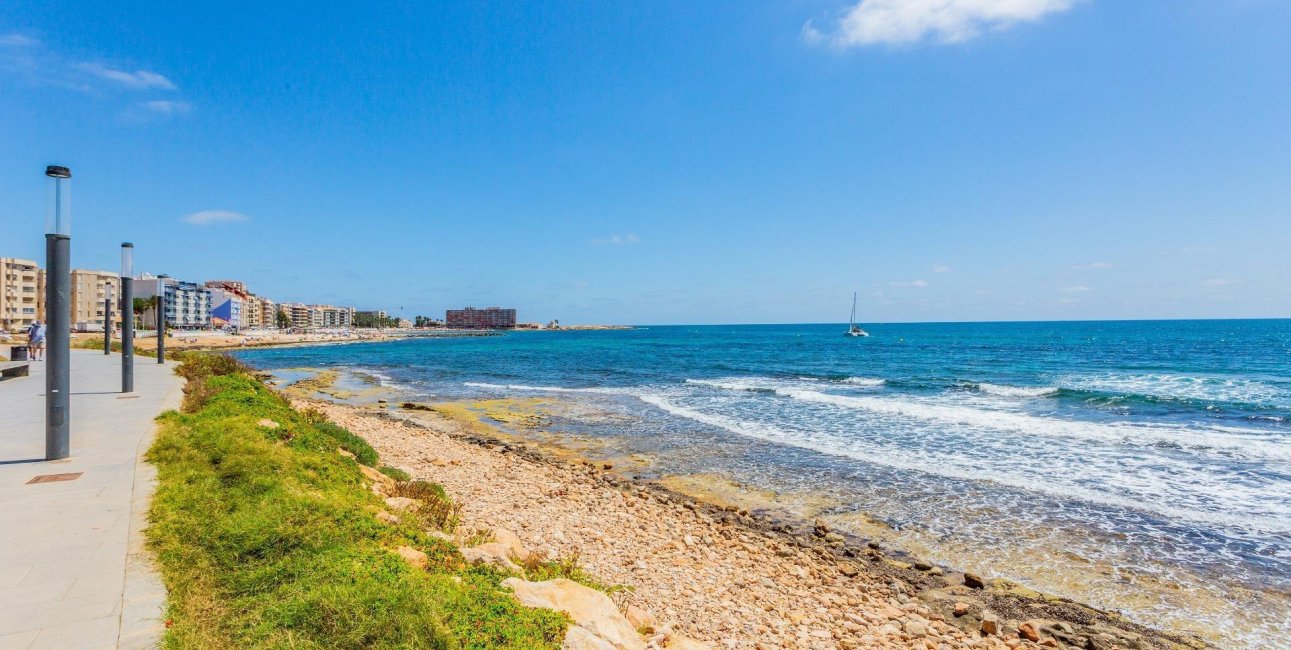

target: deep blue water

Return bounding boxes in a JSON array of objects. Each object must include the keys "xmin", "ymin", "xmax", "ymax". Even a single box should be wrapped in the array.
[{"xmin": 235, "ymin": 320, "xmax": 1291, "ymax": 645}]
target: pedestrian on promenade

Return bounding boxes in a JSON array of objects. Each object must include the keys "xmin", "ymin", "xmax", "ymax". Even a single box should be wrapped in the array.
[{"xmin": 27, "ymin": 320, "xmax": 46, "ymax": 361}]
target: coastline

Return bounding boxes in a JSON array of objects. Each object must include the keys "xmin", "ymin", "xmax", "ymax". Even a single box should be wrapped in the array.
[{"xmin": 278, "ymin": 368, "xmax": 1208, "ymax": 650}]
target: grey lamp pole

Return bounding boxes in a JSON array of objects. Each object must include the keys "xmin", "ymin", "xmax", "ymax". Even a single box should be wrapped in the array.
[
  {"xmin": 103, "ymin": 283, "xmax": 113, "ymax": 355},
  {"xmin": 44, "ymin": 165, "xmax": 72, "ymax": 461},
  {"xmin": 156, "ymin": 294, "xmax": 164, "ymax": 364},
  {"xmin": 121, "ymin": 243, "xmax": 134, "ymax": 393}
]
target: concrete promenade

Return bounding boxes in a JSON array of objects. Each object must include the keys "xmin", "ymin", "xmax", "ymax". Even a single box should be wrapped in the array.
[{"xmin": 0, "ymin": 350, "xmax": 182, "ymax": 649}]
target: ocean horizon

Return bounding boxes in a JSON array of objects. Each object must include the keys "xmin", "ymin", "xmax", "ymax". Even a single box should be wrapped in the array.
[{"xmin": 235, "ymin": 318, "xmax": 1291, "ymax": 649}]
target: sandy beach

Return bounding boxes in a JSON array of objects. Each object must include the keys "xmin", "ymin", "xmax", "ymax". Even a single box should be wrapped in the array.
[{"xmin": 296, "ymin": 392, "xmax": 1205, "ymax": 650}]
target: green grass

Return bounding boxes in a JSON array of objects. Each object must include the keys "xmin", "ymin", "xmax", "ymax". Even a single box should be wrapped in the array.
[
  {"xmin": 147, "ymin": 354, "xmax": 568, "ymax": 649},
  {"xmin": 379, "ymin": 465, "xmax": 412, "ymax": 482},
  {"xmin": 72, "ymin": 336, "xmax": 158, "ymax": 357}
]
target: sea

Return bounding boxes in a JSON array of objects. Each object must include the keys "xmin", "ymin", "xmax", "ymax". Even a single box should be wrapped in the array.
[{"xmin": 233, "ymin": 320, "xmax": 1291, "ymax": 648}]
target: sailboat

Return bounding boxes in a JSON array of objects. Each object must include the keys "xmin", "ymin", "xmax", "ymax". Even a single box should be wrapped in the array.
[{"xmin": 845, "ymin": 292, "xmax": 869, "ymax": 337}]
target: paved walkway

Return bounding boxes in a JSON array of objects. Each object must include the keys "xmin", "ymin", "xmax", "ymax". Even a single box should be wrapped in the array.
[{"xmin": 0, "ymin": 350, "xmax": 182, "ymax": 650}]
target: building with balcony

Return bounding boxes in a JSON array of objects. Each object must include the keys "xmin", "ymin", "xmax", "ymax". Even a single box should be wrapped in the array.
[
  {"xmin": 1, "ymin": 258, "xmax": 44, "ymax": 332},
  {"xmin": 134, "ymin": 275, "xmax": 211, "ymax": 329},
  {"xmin": 446, "ymin": 306, "xmax": 517, "ymax": 330},
  {"xmin": 70, "ymin": 269, "xmax": 121, "ymax": 332}
]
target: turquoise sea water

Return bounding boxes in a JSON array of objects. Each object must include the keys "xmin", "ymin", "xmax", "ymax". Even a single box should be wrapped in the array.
[{"xmin": 235, "ymin": 320, "xmax": 1291, "ymax": 647}]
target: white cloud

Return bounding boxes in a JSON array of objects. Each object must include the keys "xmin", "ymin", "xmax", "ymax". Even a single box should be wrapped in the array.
[
  {"xmin": 1073, "ymin": 261, "xmax": 1114, "ymax": 270},
  {"xmin": 1060, "ymin": 285, "xmax": 1091, "ymax": 293},
  {"xmin": 182, "ymin": 210, "xmax": 248, "ymax": 225},
  {"xmin": 143, "ymin": 100, "xmax": 191, "ymax": 114},
  {"xmin": 77, "ymin": 62, "xmax": 176, "ymax": 90},
  {"xmin": 932, "ymin": 263, "xmax": 951, "ymax": 273},
  {"xmin": 0, "ymin": 33, "xmax": 40, "ymax": 48},
  {"xmin": 1201, "ymin": 278, "xmax": 1234, "ymax": 288},
  {"xmin": 888, "ymin": 279, "xmax": 929, "ymax": 288},
  {"xmin": 593, "ymin": 233, "xmax": 641, "ymax": 246},
  {"xmin": 804, "ymin": 0, "xmax": 1078, "ymax": 48}
]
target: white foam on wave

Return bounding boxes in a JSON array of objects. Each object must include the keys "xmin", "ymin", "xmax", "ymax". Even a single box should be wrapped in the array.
[
  {"xmin": 841, "ymin": 377, "xmax": 886, "ymax": 387},
  {"xmin": 775, "ymin": 386, "xmax": 1291, "ymax": 462},
  {"xmin": 463, "ymin": 381, "xmax": 627, "ymax": 395},
  {"xmin": 976, "ymin": 383, "xmax": 1059, "ymax": 398},
  {"xmin": 636, "ymin": 391, "xmax": 1291, "ymax": 536},
  {"xmin": 685, "ymin": 376, "xmax": 1288, "ymax": 461},
  {"xmin": 1062, "ymin": 373, "xmax": 1290, "ymax": 406}
]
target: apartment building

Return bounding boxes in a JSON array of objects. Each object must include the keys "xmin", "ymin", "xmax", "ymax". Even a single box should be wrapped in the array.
[
  {"xmin": 135, "ymin": 275, "xmax": 211, "ymax": 329},
  {"xmin": 207, "ymin": 287, "xmax": 245, "ymax": 330},
  {"xmin": 70, "ymin": 269, "xmax": 121, "ymax": 331},
  {"xmin": 446, "ymin": 306, "xmax": 517, "ymax": 329},
  {"xmin": 1, "ymin": 258, "xmax": 44, "ymax": 331},
  {"xmin": 310, "ymin": 305, "xmax": 354, "ymax": 328}
]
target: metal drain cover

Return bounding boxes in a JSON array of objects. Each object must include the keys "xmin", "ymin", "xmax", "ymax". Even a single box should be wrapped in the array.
[{"xmin": 27, "ymin": 472, "xmax": 83, "ymax": 484}]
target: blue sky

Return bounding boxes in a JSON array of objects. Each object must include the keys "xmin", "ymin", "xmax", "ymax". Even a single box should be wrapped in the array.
[{"xmin": 1, "ymin": 1, "xmax": 1288, "ymax": 325}]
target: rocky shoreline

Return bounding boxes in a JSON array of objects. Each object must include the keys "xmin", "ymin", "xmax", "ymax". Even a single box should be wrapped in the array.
[{"xmin": 302, "ymin": 396, "xmax": 1209, "ymax": 650}]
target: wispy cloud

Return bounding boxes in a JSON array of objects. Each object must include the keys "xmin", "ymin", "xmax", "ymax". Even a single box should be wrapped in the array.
[
  {"xmin": 182, "ymin": 210, "xmax": 248, "ymax": 226},
  {"xmin": 888, "ymin": 279, "xmax": 929, "ymax": 288},
  {"xmin": 143, "ymin": 100, "xmax": 191, "ymax": 114},
  {"xmin": 1060, "ymin": 285, "xmax": 1091, "ymax": 293},
  {"xmin": 0, "ymin": 33, "xmax": 40, "ymax": 48},
  {"xmin": 1201, "ymin": 278, "xmax": 1235, "ymax": 288},
  {"xmin": 593, "ymin": 233, "xmax": 641, "ymax": 246},
  {"xmin": 804, "ymin": 0, "xmax": 1079, "ymax": 48},
  {"xmin": 77, "ymin": 62, "xmax": 177, "ymax": 90},
  {"xmin": 1073, "ymin": 262, "xmax": 1114, "ymax": 271},
  {"xmin": 932, "ymin": 263, "xmax": 951, "ymax": 273},
  {"xmin": 1058, "ymin": 297, "xmax": 1081, "ymax": 304}
]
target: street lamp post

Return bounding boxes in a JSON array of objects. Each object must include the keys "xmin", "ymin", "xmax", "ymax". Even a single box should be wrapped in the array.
[
  {"xmin": 121, "ymin": 243, "xmax": 134, "ymax": 393},
  {"xmin": 103, "ymin": 283, "xmax": 113, "ymax": 355},
  {"xmin": 44, "ymin": 165, "xmax": 71, "ymax": 461},
  {"xmin": 156, "ymin": 293, "xmax": 164, "ymax": 364}
]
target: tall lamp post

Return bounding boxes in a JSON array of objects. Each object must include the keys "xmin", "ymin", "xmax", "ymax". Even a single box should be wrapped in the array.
[
  {"xmin": 121, "ymin": 243, "xmax": 134, "ymax": 393},
  {"xmin": 103, "ymin": 283, "xmax": 113, "ymax": 355},
  {"xmin": 44, "ymin": 165, "xmax": 72, "ymax": 461},
  {"xmin": 156, "ymin": 291, "xmax": 164, "ymax": 364}
]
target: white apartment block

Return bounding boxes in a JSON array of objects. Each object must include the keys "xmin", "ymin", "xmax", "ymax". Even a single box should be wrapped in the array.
[{"xmin": 134, "ymin": 275, "xmax": 211, "ymax": 329}]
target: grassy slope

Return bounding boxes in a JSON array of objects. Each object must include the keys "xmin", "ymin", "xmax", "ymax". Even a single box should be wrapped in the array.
[{"xmin": 146, "ymin": 355, "xmax": 568, "ymax": 649}]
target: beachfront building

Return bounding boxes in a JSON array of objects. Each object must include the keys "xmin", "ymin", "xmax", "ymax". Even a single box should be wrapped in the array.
[
  {"xmin": 135, "ymin": 274, "xmax": 212, "ymax": 329},
  {"xmin": 279, "ymin": 302, "xmax": 311, "ymax": 329},
  {"xmin": 242, "ymin": 294, "xmax": 263, "ymax": 329},
  {"xmin": 70, "ymin": 269, "xmax": 121, "ymax": 332},
  {"xmin": 446, "ymin": 306, "xmax": 517, "ymax": 330},
  {"xmin": 0, "ymin": 257, "xmax": 44, "ymax": 332},
  {"xmin": 309, "ymin": 305, "xmax": 354, "ymax": 328},
  {"xmin": 206, "ymin": 287, "xmax": 245, "ymax": 330},
  {"xmin": 257, "ymin": 297, "xmax": 278, "ymax": 329}
]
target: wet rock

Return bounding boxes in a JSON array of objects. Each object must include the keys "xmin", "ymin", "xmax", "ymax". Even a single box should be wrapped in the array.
[{"xmin": 964, "ymin": 572, "xmax": 986, "ymax": 589}]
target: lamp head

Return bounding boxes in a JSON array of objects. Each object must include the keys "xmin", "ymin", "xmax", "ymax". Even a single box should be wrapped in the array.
[{"xmin": 45, "ymin": 165, "xmax": 71, "ymax": 179}]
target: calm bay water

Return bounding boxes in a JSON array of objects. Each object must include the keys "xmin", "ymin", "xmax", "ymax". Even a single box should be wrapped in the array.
[{"xmin": 235, "ymin": 320, "xmax": 1291, "ymax": 647}]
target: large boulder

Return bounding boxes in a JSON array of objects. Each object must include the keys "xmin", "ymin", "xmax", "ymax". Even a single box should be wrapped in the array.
[
  {"xmin": 563, "ymin": 625, "xmax": 617, "ymax": 650},
  {"xmin": 460, "ymin": 544, "xmax": 523, "ymax": 573},
  {"xmin": 503, "ymin": 578, "xmax": 645, "ymax": 650}
]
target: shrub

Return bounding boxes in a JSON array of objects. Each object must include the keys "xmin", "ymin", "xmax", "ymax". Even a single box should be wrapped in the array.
[{"xmin": 379, "ymin": 465, "xmax": 411, "ymax": 482}]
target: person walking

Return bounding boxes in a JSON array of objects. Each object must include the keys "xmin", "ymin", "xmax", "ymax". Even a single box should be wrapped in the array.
[{"xmin": 27, "ymin": 320, "xmax": 46, "ymax": 361}]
